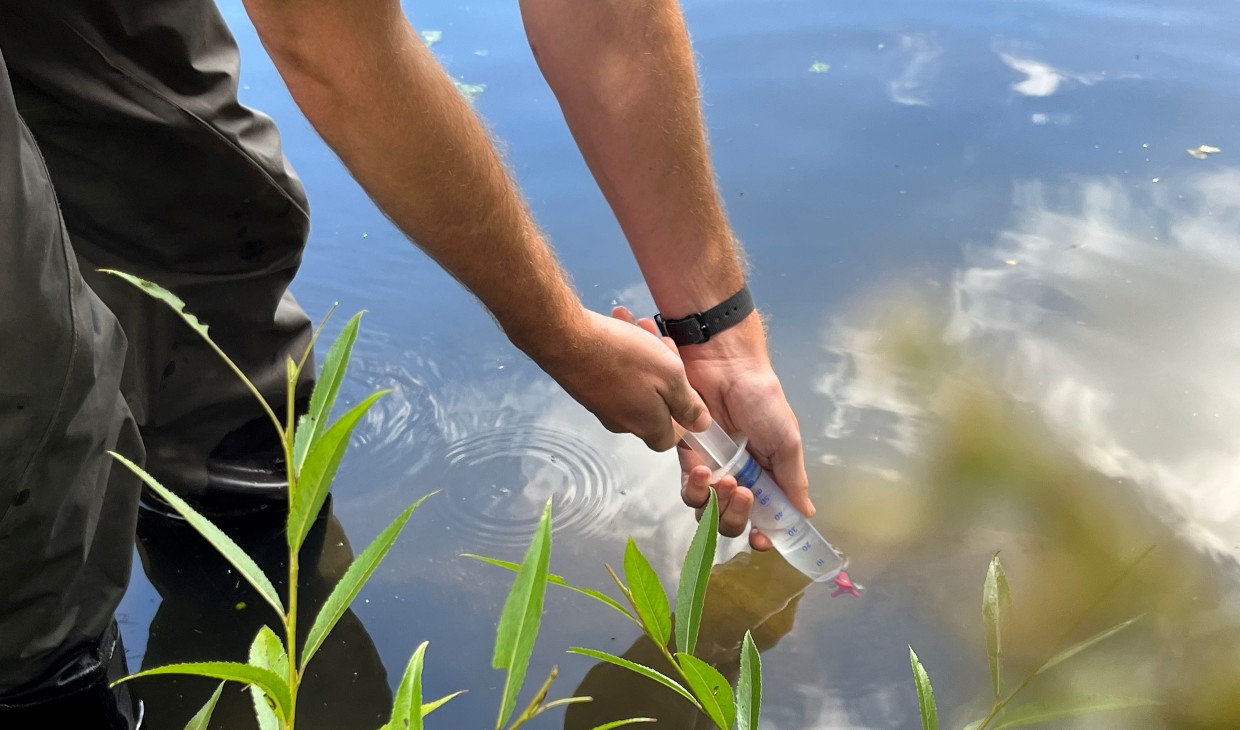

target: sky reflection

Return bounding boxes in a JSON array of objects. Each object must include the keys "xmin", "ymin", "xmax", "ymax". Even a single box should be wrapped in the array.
[{"xmin": 818, "ymin": 168, "xmax": 1240, "ymax": 568}]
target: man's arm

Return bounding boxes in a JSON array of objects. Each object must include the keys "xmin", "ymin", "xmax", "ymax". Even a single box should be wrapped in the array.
[
  {"xmin": 240, "ymin": 0, "xmax": 710, "ymax": 449},
  {"xmin": 519, "ymin": 0, "xmax": 814, "ymax": 547}
]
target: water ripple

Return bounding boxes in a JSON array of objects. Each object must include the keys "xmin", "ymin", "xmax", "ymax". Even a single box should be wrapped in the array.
[{"xmin": 424, "ymin": 421, "xmax": 623, "ymax": 549}]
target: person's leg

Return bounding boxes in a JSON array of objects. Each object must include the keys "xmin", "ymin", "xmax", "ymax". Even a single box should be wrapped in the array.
[
  {"xmin": 0, "ymin": 45, "xmax": 141, "ymax": 726},
  {"xmin": 0, "ymin": 1, "xmax": 315, "ymax": 502}
]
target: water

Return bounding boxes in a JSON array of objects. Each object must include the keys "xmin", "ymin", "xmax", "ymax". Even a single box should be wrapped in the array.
[{"xmin": 117, "ymin": 0, "xmax": 1240, "ymax": 727}]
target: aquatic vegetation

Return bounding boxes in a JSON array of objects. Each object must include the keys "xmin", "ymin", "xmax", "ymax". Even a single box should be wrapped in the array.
[
  {"xmin": 100, "ymin": 271, "xmax": 759, "ymax": 729},
  {"xmin": 817, "ymin": 288, "xmax": 1240, "ymax": 728},
  {"xmin": 909, "ymin": 553, "xmax": 1155, "ymax": 730},
  {"xmin": 470, "ymin": 488, "xmax": 764, "ymax": 730}
]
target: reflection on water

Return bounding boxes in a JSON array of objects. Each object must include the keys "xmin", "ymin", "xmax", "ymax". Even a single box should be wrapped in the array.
[
  {"xmin": 130, "ymin": 499, "xmax": 390, "ymax": 729},
  {"xmin": 996, "ymin": 49, "xmax": 1107, "ymax": 97},
  {"xmin": 341, "ymin": 331, "xmax": 744, "ymax": 572},
  {"xmin": 813, "ymin": 168, "xmax": 1240, "ymax": 727},
  {"xmin": 821, "ymin": 169, "xmax": 1240, "ymax": 568},
  {"xmin": 887, "ymin": 34, "xmax": 942, "ymax": 107}
]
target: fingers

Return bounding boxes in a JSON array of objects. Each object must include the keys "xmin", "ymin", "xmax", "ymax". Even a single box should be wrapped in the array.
[
  {"xmin": 749, "ymin": 528, "xmax": 773, "ymax": 552},
  {"xmin": 770, "ymin": 435, "xmax": 815, "ymax": 517},
  {"xmin": 612, "ymin": 306, "xmax": 709, "ymax": 436},
  {"xmin": 682, "ymin": 463, "xmax": 752, "ymax": 538},
  {"xmin": 611, "ymin": 305, "xmax": 637, "ymax": 325},
  {"xmin": 681, "ymin": 462, "xmax": 713, "ymax": 513}
]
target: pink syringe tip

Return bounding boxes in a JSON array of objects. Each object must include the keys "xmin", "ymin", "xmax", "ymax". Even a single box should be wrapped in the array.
[{"xmin": 830, "ymin": 570, "xmax": 863, "ymax": 598}]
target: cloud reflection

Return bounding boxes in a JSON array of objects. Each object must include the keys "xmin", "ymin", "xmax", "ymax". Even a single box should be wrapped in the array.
[
  {"xmin": 818, "ymin": 169, "xmax": 1240, "ymax": 565},
  {"xmin": 997, "ymin": 50, "xmax": 1105, "ymax": 97},
  {"xmin": 888, "ymin": 33, "xmax": 943, "ymax": 107}
]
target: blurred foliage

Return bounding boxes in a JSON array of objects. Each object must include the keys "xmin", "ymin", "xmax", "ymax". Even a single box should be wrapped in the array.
[{"xmin": 821, "ymin": 295, "xmax": 1240, "ymax": 728}]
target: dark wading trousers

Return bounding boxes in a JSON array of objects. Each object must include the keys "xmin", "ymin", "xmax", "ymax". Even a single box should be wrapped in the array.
[{"xmin": 0, "ymin": 0, "xmax": 315, "ymax": 722}]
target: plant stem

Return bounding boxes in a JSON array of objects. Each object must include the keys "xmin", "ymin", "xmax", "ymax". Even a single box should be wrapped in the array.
[
  {"xmin": 975, "ymin": 544, "xmax": 1155, "ymax": 730},
  {"xmin": 198, "ymin": 333, "xmax": 287, "ymax": 445},
  {"xmin": 285, "ymin": 417, "xmax": 301, "ymax": 730}
]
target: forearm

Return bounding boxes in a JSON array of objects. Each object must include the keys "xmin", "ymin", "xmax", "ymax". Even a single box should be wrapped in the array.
[
  {"xmin": 519, "ymin": 0, "xmax": 745, "ymax": 320},
  {"xmin": 244, "ymin": 0, "xmax": 582, "ymax": 358}
]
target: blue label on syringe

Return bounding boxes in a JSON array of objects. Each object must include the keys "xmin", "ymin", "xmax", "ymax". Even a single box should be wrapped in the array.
[{"xmin": 733, "ymin": 455, "xmax": 763, "ymax": 488}]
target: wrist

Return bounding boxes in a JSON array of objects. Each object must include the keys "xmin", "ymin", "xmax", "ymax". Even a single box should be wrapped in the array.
[
  {"xmin": 680, "ymin": 312, "xmax": 770, "ymax": 365},
  {"xmin": 655, "ymin": 284, "xmax": 756, "ymax": 348}
]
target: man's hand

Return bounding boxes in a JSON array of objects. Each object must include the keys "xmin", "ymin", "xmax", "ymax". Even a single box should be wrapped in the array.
[
  {"xmin": 613, "ymin": 308, "xmax": 813, "ymax": 551},
  {"xmin": 535, "ymin": 308, "xmax": 711, "ymax": 452},
  {"xmin": 679, "ymin": 318, "xmax": 813, "ymax": 552}
]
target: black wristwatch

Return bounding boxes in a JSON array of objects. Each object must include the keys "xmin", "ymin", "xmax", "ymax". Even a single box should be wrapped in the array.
[{"xmin": 654, "ymin": 285, "xmax": 755, "ymax": 346}]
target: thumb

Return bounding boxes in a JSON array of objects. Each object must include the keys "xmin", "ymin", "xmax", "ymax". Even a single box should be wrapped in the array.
[
  {"xmin": 770, "ymin": 441, "xmax": 814, "ymax": 517},
  {"xmin": 665, "ymin": 374, "xmax": 712, "ymax": 434}
]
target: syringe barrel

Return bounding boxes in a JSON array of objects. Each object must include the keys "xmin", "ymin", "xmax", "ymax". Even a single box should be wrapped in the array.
[
  {"xmin": 687, "ymin": 426, "xmax": 846, "ymax": 583},
  {"xmin": 679, "ymin": 420, "xmax": 742, "ymax": 471}
]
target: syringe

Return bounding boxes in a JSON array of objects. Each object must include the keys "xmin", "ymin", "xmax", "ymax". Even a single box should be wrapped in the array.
[{"xmin": 680, "ymin": 420, "xmax": 847, "ymax": 583}]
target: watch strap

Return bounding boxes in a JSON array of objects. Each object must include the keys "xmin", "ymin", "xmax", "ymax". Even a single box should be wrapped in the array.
[{"xmin": 654, "ymin": 285, "xmax": 755, "ymax": 346}]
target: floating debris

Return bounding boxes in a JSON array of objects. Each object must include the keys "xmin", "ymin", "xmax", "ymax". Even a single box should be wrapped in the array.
[
  {"xmin": 454, "ymin": 80, "xmax": 486, "ymax": 102},
  {"xmin": 809, "ymin": 61, "xmax": 831, "ymax": 73},
  {"xmin": 1187, "ymin": 144, "xmax": 1221, "ymax": 159},
  {"xmin": 474, "ymin": 49, "xmax": 489, "ymax": 57},
  {"xmin": 421, "ymin": 29, "xmax": 443, "ymax": 47},
  {"xmin": 1004, "ymin": 259, "xmax": 1019, "ymax": 266}
]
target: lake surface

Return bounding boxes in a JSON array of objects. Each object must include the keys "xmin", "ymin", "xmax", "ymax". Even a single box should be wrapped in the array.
[{"xmin": 118, "ymin": 0, "xmax": 1240, "ymax": 727}]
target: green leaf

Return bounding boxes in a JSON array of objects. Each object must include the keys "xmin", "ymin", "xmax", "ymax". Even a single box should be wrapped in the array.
[
  {"xmin": 181, "ymin": 682, "xmax": 226, "ymax": 730},
  {"xmin": 567, "ymin": 648, "xmax": 701, "ymax": 709},
  {"xmin": 909, "ymin": 647, "xmax": 938, "ymax": 730},
  {"xmin": 493, "ymin": 500, "xmax": 553, "ymax": 729},
  {"xmin": 293, "ymin": 312, "xmax": 363, "ymax": 476},
  {"xmin": 675, "ymin": 653, "xmax": 735, "ymax": 730},
  {"xmin": 389, "ymin": 641, "xmax": 429, "ymax": 730},
  {"xmin": 587, "ymin": 720, "xmax": 657, "ymax": 729},
  {"xmin": 102, "ymin": 271, "xmax": 209, "ymax": 338},
  {"xmin": 676, "ymin": 489, "xmax": 717, "ymax": 656},
  {"xmin": 983, "ymin": 554, "xmax": 1012, "ymax": 699},
  {"xmin": 103, "ymin": 270, "xmax": 284, "ymax": 440},
  {"xmin": 962, "ymin": 722, "xmax": 983, "ymax": 730},
  {"xmin": 247, "ymin": 625, "xmax": 289, "ymax": 676},
  {"xmin": 303, "ymin": 492, "xmax": 433, "ymax": 668},
  {"xmin": 422, "ymin": 690, "xmax": 466, "ymax": 717},
  {"xmin": 536, "ymin": 696, "xmax": 594, "ymax": 713},
  {"xmin": 624, "ymin": 539, "xmax": 671, "ymax": 648},
  {"xmin": 109, "ymin": 453, "xmax": 285, "ymax": 618},
  {"xmin": 462, "ymin": 554, "xmax": 636, "ymax": 624},
  {"xmin": 989, "ymin": 696, "xmax": 1160, "ymax": 729},
  {"xmin": 736, "ymin": 631, "xmax": 762, "ymax": 730},
  {"xmin": 288, "ymin": 390, "xmax": 387, "ymax": 553},
  {"xmin": 114, "ymin": 662, "xmax": 291, "ymax": 721},
  {"xmin": 247, "ymin": 627, "xmax": 286, "ymax": 730},
  {"xmin": 1037, "ymin": 616, "xmax": 1143, "ymax": 676}
]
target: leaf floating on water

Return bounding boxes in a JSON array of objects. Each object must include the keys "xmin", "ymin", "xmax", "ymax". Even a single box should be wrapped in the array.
[
  {"xmin": 809, "ymin": 62, "xmax": 831, "ymax": 73},
  {"xmin": 1187, "ymin": 144, "xmax": 1221, "ymax": 159},
  {"xmin": 454, "ymin": 80, "xmax": 487, "ymax": 102},
  {"xmin": 421, "ymin": 30, "xmax": 443, "ymax": 47}
]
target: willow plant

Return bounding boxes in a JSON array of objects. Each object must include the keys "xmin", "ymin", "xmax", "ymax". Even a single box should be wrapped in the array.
[
  {"xmin": 909, "ymin": 551, "xmax": 1158, "ymax": 730},
  {"xmin": 469, "ymin": 487, "xmax": 765, "ymax": 730}
]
